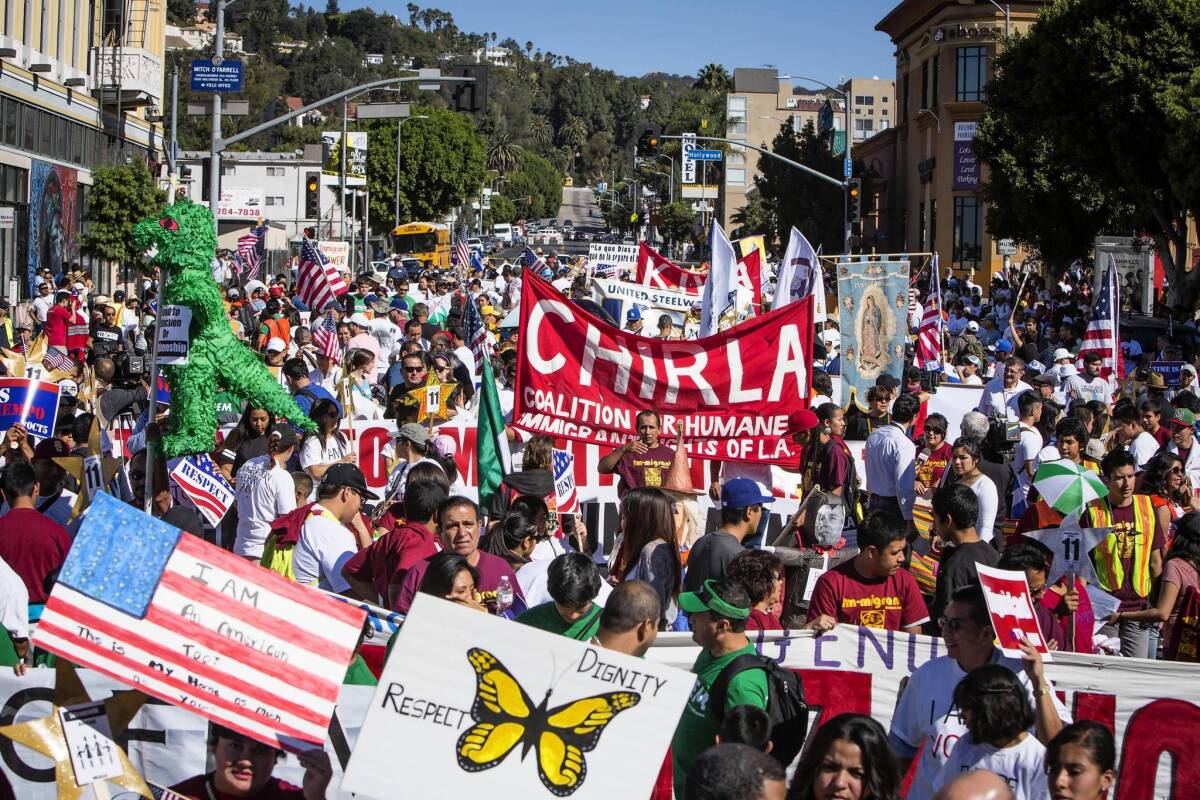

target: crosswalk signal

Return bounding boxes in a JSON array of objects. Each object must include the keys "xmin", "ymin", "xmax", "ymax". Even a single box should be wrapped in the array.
[
  {"xmin": 305, "ymin": 172, "xmax": 321, "ymax": 219},
  {"xmin": 636, "ymin": 125, "xmax": 661, "ymax": 157},
  {"xmin": 847, "ymin": 178, "xmax": 862, "ymax": 223}
]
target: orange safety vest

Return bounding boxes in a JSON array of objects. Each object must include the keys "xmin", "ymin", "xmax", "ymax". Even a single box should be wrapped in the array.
[
  {"xmin": 1087, "ymin": 495, "xmax": 1155, "ymax": 597},
  {"xmin": 259, "ymin": 316, "xmax": 291, "ymax": 351}
]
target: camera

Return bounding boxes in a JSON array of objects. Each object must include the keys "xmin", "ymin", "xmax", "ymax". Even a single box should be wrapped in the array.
[{"xmin": 983, "ymin": 414, "xmax": 1020, "ymax": 461}]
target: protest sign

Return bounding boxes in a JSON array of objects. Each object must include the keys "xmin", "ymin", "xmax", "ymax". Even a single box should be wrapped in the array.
[
  {"xmin": 587, "ymin": 243, "xmax": 638, "ymax": 277},
  {"xmin": 635, "ymin": 242, "xmax": 705, "ymax": 294},
  {"xmin": 1151, "ymin": 360, "xmax": 1185, "ymax": 387},
  {"xmin": 976, "ymin": 564, "xmax": 1052, "ymax": 659},
  {"xmin": 33, "ymin": 493, "xmax": 367, "ymax": 751},
  {"xmin": 153, "ymin": 305, "xmax": 192, "ymax": 365},
  {"xmin": 591, "ymin": 276, "xmax": 694, "ymax": 330},
  {"xmin": 836, "ymin": 256, "xmax": 910, "ymax": 410},
  {"xmin": 514, "ymin": 271, "xmax": 815, "ymax": 466},
  {"xmin": 342, "ymin": 594, "xmax": 692, "ymax": 799},
  {"xmin": 0, "ymin": 377, "xmax": 60, "ymax": 438}
]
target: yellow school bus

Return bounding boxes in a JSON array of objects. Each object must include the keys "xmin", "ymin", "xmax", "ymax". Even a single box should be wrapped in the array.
[{"xmin": 390, "ymin": 222, "xmax": 451, "ymax": 268}]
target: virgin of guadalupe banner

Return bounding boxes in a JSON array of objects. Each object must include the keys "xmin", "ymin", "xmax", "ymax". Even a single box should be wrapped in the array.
[
  {"xmin": 515, "ymin": 271, "xmax": 814, "ymax": 467},
  {"xmin": 836, "ymin": 256, "xmax": 910, "ymax": 410}
]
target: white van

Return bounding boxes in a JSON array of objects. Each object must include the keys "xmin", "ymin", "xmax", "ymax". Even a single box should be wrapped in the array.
[{"xmin": 493, "ymin": 223, "xmax": 513, "ymax": 243}]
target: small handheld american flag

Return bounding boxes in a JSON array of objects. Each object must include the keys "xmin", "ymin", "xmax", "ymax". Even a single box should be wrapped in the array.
[
  {"xmin": 237, "ymin": 226, "xmax": 264, "ymax": 283},
  {"xmin": 454, "ymin": 231, "xmax": 472, "ymax": 272},
  {"xmin": 312, "ymin": 310, "xmax": 342, "ymax": 361},
  {"xmin": 552, "ymin": 448, "xmax": 579, "ymax": 515},
  {"xmin": 297, "ymin": 238, "xmax": 349, "ymax": 311},
  {"xmin": 463, "ymin": 296, "xmax": 493, "ymax": 375},
  {"xmin": 915, "ymin": 255, "xmax": 943, "ymax": 370},
  {"xmin": 1077, "ymin": 254, "xmax": 1123, "ymax": 382}
]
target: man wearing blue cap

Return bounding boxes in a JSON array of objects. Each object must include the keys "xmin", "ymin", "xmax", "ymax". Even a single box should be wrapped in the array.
[
  {"xmin": 683, "ymin": 478, "xmax": 773, "ymax": 592},
  {"xmin": 625, "ymin": 306, "xmax": 644, "ymax": 335}
]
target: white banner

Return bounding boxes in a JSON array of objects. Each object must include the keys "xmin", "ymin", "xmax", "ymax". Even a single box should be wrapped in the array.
[
  {"xmin": 319, "ymin": 241, "xmax": 351, "ymax": 274},
  {"xmin": 0, "ymin": 628, "xmax": 1194, "ymax": 798},
  {"xmin": 153, "ymin": 305, "xmax": 191, "ymax": 366},
  {"xmin": 590, "ymin": 276, "xmax": 694, "ymax": 329},
  {"xmin": 216, "ymin": 188, "xmax": 263, "ymax": 220},
  {"xmin": 587, "ymin": 243, "xmax": 637, "ymax": 276}
]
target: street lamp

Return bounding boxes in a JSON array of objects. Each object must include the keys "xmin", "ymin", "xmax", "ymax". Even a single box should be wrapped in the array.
[
  {"xmin": 917, "ymin": 108, "xmax": 942, "ymax": 131},
  {"xmin": 393, "ymin": 114, "xmax": 429, "ymax": 228},
  {"xmin": 985, "ymin": 0, "xmax": 1011, "ymax": 38},
  {"xmin": 640, "ymin": 168, "xmax": 673, "ymax": 204},
  {"xmin": 779, "ymin": 74, "xmax": 853, "ymax": 253}
]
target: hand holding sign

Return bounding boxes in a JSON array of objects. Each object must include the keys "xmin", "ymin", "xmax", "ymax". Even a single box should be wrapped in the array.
[{"xmin": 976, "ymin": 564, "xmax": 1052, "ymax": 661}]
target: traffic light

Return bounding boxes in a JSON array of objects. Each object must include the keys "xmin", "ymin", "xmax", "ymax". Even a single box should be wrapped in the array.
[
  {"xmin": 305, "ymin": 171, "xmax": 320, "ymax": 219},
  {"xmin": 636, "ymin": 125, "xmax": 661, "ymax": 157},
  {"xmin": 449, "ymin": 65, "xmax": 488, "ymax": 114},
  {"xmin": 847, "ymin": 178, "xmax": 862, "ymax": 224},
  {"xmin": 200, "ymin": 157, "xmax": 212, "ymax": 200}
]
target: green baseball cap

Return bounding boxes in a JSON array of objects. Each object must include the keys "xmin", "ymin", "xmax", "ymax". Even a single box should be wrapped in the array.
[
  {"xmin": 678, "ymin": 579, "xmax": 750, "ymax": 620},
  {"xmin": 1169, "ymin": 408, "xmax": 1197, "ymax": 428}
]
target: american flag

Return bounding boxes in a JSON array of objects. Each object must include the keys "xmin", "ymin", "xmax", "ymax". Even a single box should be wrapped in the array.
[
  {"xmin": 237, "ymin": 228, "xmax": 264, "ymax": 283},
  {"xmin": 915, "ymin": 255, "xmax": 944, "ymax": 370},
  {"xmin": 43, "ymin": 348, "xmax": 74, "ymax": 373},
  {"xmin": 1076, "ymin": 255, "xmax": 1124, "ymax": 382},
  {"xmin": 149, "ymin": 784, "xmax": 191, "ymax": 800},
  {"xmin": 463, "ymin": 296, "xmax": 493, "ymax": 375},
  {"xmin": 296, "ymin": 238, "xmax": 348, "ymax": 312},
  {"xmin": 168, "ymin": 453, "xmax": 235, "ymax": 527},
  {"xmin": 520, "ymin": 246, "xmax": 544, "ymax": 270},
  {"xmin": 552, "ymin": 448, "xmax": 579, "ymax": 516},
  {"xmin": 34, "ymin": 493, "xmax": 367, "ymax": 750},
  {"xmin": 454, "ymin": 231, "xmax": 472, "ymax": 272},
  {"xmin": 312, "ymin": 310, "xmax": 342, "ymax": 361}
]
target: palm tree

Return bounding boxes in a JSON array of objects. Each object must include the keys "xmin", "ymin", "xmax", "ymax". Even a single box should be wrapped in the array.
[
  {"xmin": 487, "ymin": 131, "xmax": 524, "ymax": 173},
  {"xmin": 558, "ymin": 116, "xmax": 588, "ymax": 148},
  {"xmin": 528, "ymin": 116, "xmax": 553, "ymax": 148},
  {"xmin": 694, "ymin": 63, "xmax": 731, "ymax": 93}
]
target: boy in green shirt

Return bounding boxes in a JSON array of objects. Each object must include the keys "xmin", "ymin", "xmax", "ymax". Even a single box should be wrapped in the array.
[
  {"xmin": 670, "ymin": 578, "xmax": 769, "ymax": 789},
  {"xmin": 516, "ymin": 553, "xmax": 603, "ymax": 641}
]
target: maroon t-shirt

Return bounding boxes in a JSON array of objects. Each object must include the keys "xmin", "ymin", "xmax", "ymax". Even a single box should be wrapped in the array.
[
  {"xmin": 615, "ymin": 443, "xmax": 676, "ymax": 497},
  {"xmin": 1102, "ymin": 502, "xmax": 1166, "ymax": 611},
  {"xmin": 0, "ymin": 508, "xmax": 71, "ymax": 603},
  {"xmin": 343, "ymin": 521, "xmax": 438, "ymax": 603},
  {"xmin": 170, "ymin": 774, "xmax": 303, "ymax": 800},
  {"xmin": 817, "ymin": 437, "xmax": 852, "ymax": 490},
  {"xmin": 1149, "ymin": 425, "xmax": 1172, "ymax": 449},
  {"xmin": 392, "ymin": 550, "xmax": 525, "ymax": 616},
  {"xmin": 806, "ymin": 559, "xmax": 930, "ymax": 631},
  {"xmin": 746, "ymin": 607, "xmax": 783, "ymax": 632}
]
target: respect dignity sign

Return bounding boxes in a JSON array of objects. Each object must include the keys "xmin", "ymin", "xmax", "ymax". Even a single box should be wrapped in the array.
[{"xmin": 514, "ymin": 272, "xmax": 815, "ymax": 466}]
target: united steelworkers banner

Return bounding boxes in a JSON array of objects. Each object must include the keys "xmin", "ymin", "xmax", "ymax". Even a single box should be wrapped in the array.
[
  {"xmin": 836, "ymin": 256, "xmax": 911, "ymax": 410},
  {"xmin": 0, "ymin": 628, "xmax": 1195, "ymax": 798},
  {"xmin": 514, "ymin": 271, "xmax": 814, "ymax": 467},
  {"xmin": 591, "ymin": 276, "xmax": 694, "ymax": 330},
  {"xmin": 635, "ymin": 242, "xmax": 706, "ymax": 294}
]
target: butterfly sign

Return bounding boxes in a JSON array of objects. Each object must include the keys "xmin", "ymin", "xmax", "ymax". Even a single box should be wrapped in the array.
[{"xmin": 342, "ymin": 594, "xmax": 693, "ymax": 799}]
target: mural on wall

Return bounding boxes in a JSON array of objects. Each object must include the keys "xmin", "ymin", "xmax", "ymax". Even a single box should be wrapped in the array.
[{"xmin": 27, "ymin": 160, "xmax": 78, "ymax": 293}]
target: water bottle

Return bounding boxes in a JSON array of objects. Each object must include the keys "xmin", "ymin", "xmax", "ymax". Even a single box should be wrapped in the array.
[{"xmin": 496, "ymin": 576, "xmax": 513, "ymax": 614}]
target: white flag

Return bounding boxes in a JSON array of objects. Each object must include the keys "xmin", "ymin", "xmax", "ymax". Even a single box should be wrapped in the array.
[
  {"xmin": 699, "ymin": 222, "xmax": 739, "ymax": 337},
  {"xmin": 774, "ymin": 226, "xmax": 826, "ymax": 323}
]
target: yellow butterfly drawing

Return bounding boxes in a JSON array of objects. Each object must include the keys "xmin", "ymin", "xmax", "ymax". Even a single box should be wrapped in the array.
[{"xmin": 456, "ymin": 647, "xmax": 641, "ymax": 796}]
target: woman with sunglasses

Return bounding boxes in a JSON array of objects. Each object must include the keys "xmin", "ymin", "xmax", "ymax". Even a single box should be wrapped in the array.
[
  {"xmin": 1106, "ymin": 511, "xmax": 1200, "ymax": 659},
  {"xmin": 299, "ymin": 399, "xmax": 354, "ymax": 482},
  {"xmin": 429, "ymin": 354, "xmax": 463, "ymax": 419},
  {"xmin": 1141, "ymin": 451, "xmax": 1193, "ymax": 527}
]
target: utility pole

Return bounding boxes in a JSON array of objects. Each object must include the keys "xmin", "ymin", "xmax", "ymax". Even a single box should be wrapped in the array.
[
  {"xmin": 207, "ymin": 0, "xmax": 228, "ymax": 229},
  {"xmin": 168, "ymin": 69, "xmax": 179, "ymax": 200},
  {"xmin": 340, "ymin": 99, "xmax": 348, "ymax": 245}
]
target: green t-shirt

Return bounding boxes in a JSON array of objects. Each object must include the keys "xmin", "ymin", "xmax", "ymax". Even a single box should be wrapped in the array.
[
  {"xmin": 670, "ymin": 643, "xmax": 768, "ymax": 789},
  {"xmin": 343, "ymin": 653, "xmax": 378, "ymax": 686},
  {"xmin": 213, "ymin": 389, "xmax": 245, "ymax": 419},
  {"xmin": 516, "ymin": 602, "xmax": 602, "ymax": 641}
]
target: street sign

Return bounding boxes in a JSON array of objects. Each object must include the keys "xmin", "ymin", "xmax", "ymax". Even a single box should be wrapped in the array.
[
  {"xmin": 997, "ymin": 238, "xmax": 1018, "ymax": 256},
  {"xmin": 691, "ymin": 201, "xmax": 712, "ymax": 212},
  {"xmin": 843, "ymin": 158, "xmax": 852, "ymax": 179},
  {"xmin": 190, "ymin": 59, "xmax": 243, "ymax": 93},
  {"xmin": 186, "ymin": 99, "xmax": 248, "ymax": 116},
  {"xmin": 681, "ymin": 132, "xmax": 697, "ymax": 185},
  {"xmin": 685, "ymin": 148, "xmax": 722, "ymax": 162},
  {"xmin": 355, "ymin": 102, "xmax": 411, "ymax": 119}
]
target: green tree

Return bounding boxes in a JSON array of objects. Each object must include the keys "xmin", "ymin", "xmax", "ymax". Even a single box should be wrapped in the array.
[
  {"xmin": 503, "ymin": 150, "xmax": 561, "ymax": 219},
  {"xmin": 486, "ymin": 194, "xmax": 517, "ymax": 225},
  {"xmin": 81, "ymin": 162, "xmax": 167, "ymax": 265},
  {"xmin": 167, "ymin": 0, "xmax": 196, "ymax": 26},
  {"xmin": 557, "ymin": 116, "xmax": 588, "ymax": 149},
  {"xmin": 975, "ymin": 0, "xmax": 1200, "ymax": 312},
  {"xmin": 730, "ymin": 191, "xmax": 777, "ymax": 244},
  {"xmin": 752, "ymin": 120, "xmax": 842, "ymax": 254},
  {"xmin": 362, "ymin": 106, "xmax": 487, "ymax": 231},
  {"xmin": 486, "ymin": 131, "xmax": 524, "ymax": 174},
  {"xmin": 527, "ymin": 116, "xmax": 553, "ymax": 150},
  {"xmin": 656, "ymin": 201, "xmax": 697, "ymax": 246},
  {"xmin": 694, "ymin": 63, "xmax": 731, "ymax": 93}
]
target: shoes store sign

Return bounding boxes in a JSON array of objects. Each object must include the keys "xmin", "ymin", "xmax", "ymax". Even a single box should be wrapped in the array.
[{"xmin": 931, "ymin": 23, "xmax": 1004, "ymax": 43}]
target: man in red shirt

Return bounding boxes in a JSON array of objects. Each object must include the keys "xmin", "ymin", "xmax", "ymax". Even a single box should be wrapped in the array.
[
  {"xmin": 342, "ymin": 479, "xmax": 446, "ymax": 605},
  {"xmin": 806, "ymin": 510, "xmax": 929, "ymax": 633},
  {"xmin": 0, "ymin": 462, "xmax": 72, "ymax": 605},
  {"xmin": 597, "ymin": 409, "xmax": 677, "ymax": 497},
  {"xmin": 42, "ymin": 290, "xmax": 74, "ymax": 356}
]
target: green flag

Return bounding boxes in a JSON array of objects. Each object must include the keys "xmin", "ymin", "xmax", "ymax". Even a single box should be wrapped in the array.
[{"xmin": 476, "ymin": 359, "xmax": 511, "ymax": 512}]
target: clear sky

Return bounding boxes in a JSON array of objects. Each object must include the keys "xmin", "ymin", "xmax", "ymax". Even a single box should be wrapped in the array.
[{"xmin": 353, "ymin": 1, "xmax": 900, "ymax": 81}]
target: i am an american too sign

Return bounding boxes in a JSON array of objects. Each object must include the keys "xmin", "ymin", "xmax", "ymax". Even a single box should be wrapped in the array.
[{"xmin": 34, "ymin": 493, "xmax": 366, "ymax": 750}]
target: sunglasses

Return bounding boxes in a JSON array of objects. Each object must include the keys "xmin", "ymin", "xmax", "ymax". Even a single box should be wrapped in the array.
[
  {"xmin": 404, "ymin": 365, "xmax": 425, "ymax": 373},
  {"xmin": 938, "ymin": 616, "xmax": 972, "ymax": 632},
  {"xmin": 435, "ymin": 363, "xmax": 450, "ymax": 371},
  {"xmin": 1168, "ymin": 466, "xmax": 1184, "ymax": 475}
]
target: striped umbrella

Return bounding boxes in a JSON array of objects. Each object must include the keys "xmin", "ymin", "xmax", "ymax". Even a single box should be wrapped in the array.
[{"xmin": 1032, "ymin": 459, "xmax": 1108, "ymax": 516}]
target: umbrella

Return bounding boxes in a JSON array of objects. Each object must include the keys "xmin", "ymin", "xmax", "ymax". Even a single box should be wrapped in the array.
[{"xmin": 1032, "ymin": 459, "xmax": 1108, "ymax": 516}]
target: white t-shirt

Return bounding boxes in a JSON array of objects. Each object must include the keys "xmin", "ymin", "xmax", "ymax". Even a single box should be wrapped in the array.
[
  {"xmin": 454, "ymin": 345, "xmax": 477, "ymax": 378},
  {"xmin": 292, "ymin": 504, "xmax": 356, "ymax": 592},
  {"xmin": 1127, "ymin": 431, "xmax": 1160, "ymax": 470},
  {"xmin": 0, "ymin": 555, "xmax": 28, "ymax": 639},
  {"xmin": 299, "ymin": 433, "xmax": 350, "ymax": 470},
  {"xmin": 31, "ymin": 294, "xmax": 54, "ymax": 323},
  {"xmin": 977, "ymin": 379, "xmax": 1033, "ymax": 420},
  {"xmin": 518, "ymin": 538, "xmax": 613, "ymax": 609},
  {"xmin": 962, "ymin": 474, "xmax": 998, "ymax": 544},
  {"xmin": 233, "ymin": 456, "xmax": 296, "ymax": 558},
  {"xmin": 888, "ymin": 651, "xmax": 1070, "ymax": 800},
  {"xmin": 933, "ymin": 735, "xmax": 1051, "ymax": 800},
  {"xmin": 1065, "ymin": 374, "xmax": 1110, "ymax": 404},
  {"xmin": 1012, "ymin": 425, "xmax": 1044, "ymax": 509},
  {"xmin": 960, "ymin": 373, "xmax": 984, "ymax": 386},
  {"xmin": 309, "ymin": 365, "xmax": 343, "ymax": 395}
]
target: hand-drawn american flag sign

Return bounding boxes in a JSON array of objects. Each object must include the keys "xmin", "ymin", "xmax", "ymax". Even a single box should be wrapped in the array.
[{"xmin": 34, "ymin": 493, "xmax": 366, "ymax": 750}]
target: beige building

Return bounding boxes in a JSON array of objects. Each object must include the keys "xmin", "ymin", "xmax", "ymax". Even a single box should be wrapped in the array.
[
  {"xmin": 721, "ymin": 68, "xmax": 890, "ymax": 230},
  {"xmin": 863, "ymin": 0, "xmax": 1050, "ymax": 287},
  {"xmin": 0, "ymin": 0, "xmax": 166, "ymax": 296}
]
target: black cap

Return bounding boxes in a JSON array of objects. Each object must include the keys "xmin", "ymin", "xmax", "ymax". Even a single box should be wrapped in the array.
[
  {"xmin": 321, "ymin": 463, "xmax": 378, "ymax": 499},
  {"xmin": 0, "ymin": 298, "xmax": 10, "ymax": 310},
  {"xmin": 876, "ymin": 374, "xmax": 900, "ymax": 391},
  {"xmin": 268, "ymin": 424, "xmax": 302, "ymax": 449}
]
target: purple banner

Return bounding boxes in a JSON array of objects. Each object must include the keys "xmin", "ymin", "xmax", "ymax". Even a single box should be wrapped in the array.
[{"xmin": 953, "ymin": 121, "xmax": 980, "ymax": 191}]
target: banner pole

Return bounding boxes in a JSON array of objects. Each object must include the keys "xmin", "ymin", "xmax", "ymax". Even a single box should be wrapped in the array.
[{"xmin": 143, "ymin": 272, "xmax": 167, "ymax": 515}]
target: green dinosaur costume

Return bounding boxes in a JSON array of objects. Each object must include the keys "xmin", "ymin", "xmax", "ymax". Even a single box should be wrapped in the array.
[{"xmin": 131, "ymin": 200, "xmax": 316, "ymax": 457}]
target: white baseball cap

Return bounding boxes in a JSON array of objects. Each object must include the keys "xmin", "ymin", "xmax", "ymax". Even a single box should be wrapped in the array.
[
  {"xmin": 1053, "ymin": 348, "xmax": 1073, "ymax": 363},
  {"xmin": 266, "ymin": 337, "xmax": 287, "ymax": 353},
  {"xmin": 59, "ymin": 379, "xmax": 79, "ymax": 397},
  {"xmin": 348, "ymin": 312, "xmax": 372, "ymax": 328},
  {"xmin": 967, "ymin": 320, "xmax": 979, "ymax": 332}
]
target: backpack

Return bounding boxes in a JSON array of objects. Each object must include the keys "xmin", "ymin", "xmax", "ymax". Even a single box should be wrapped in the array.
[{"xmin": 709, "ymin": 653, "xmax": 810, "ymax": 768}]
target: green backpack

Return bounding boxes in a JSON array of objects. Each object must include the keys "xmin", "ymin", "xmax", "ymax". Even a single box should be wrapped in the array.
[{"xmin": 259, "ymin": 532, "xmax": 297, "ymax": 582}]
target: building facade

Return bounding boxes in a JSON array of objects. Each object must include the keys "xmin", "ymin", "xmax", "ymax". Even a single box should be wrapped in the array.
[
  {"xmin": 0, "ymin": 0, "xmax": 166, "ymax": 298},
  {"xmin": 871, "ymin": 0, "xmax": 1049, "ymax": 285}
]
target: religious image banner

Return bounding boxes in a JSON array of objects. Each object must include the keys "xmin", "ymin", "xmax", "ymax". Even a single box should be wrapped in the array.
[
  {"xmin": 514, "ymin": 271, "xmax": 814, "ymax": 467},
  {"xmin": 836, "ymin": 257, "xmax": 910, "ymax": 411}
]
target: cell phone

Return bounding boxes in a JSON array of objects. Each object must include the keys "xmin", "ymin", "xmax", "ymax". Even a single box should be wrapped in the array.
[{"xmin": 561, "ymin": 514, "xmax": 576, "ymax": 536}]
